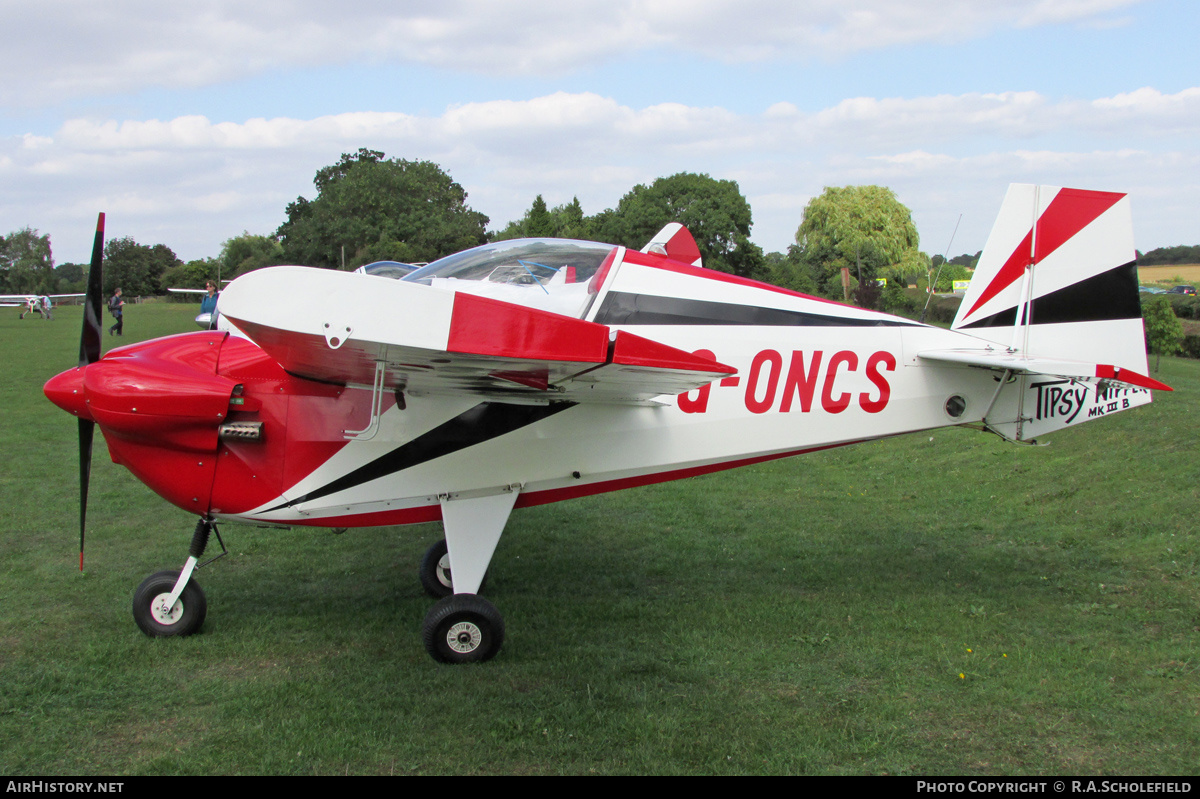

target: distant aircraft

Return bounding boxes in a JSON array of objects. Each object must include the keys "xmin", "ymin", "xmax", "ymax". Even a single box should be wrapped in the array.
[
  {"xmin": 45, "ymin": 186, "xmax": 1168, "ymax": 664},
  {"xmin": 2, "ymin": 293, "xmax": 83, "ymax": 319}
]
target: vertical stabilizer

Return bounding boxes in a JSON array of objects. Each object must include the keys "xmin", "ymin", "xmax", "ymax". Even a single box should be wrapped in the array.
[{"xmin": 953, "ymin": 185, "xmax": 1145, "ymax": 374}]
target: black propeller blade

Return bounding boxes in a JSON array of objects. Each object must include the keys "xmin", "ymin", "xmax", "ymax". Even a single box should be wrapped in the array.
[{"xmin": 78, "ymin": 213, "xmax": 105, "ymax": 571}]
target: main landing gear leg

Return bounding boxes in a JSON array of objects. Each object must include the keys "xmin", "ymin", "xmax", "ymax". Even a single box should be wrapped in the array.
[
  {"xmin": 132, "ymin": 518, "xmax": 225, "ymax": 638},
  {"xmin": 421, "ymin": 489, "xmax": 518, "ymax": 664}
]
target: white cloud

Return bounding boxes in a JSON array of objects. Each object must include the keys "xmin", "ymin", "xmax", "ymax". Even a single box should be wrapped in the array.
[
  {"xmin": 1, "ymin": 0, "xmax": 1150, "ymax": 104},
  {"xmin": 1, "ymin": 82, "xmax": 1194, "ymax": 265},
  {"xmin": 1015, "ymin": 0, "xmax": 1140, "ymax": 27}
]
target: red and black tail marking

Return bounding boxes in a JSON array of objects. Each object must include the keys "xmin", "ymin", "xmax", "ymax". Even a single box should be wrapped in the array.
[
  {"xmin": 964, "ymin": 188, "xmax": 1124, "ymax": 320},
  {"xmin": 959, "ymin": 261, "xmax": 1140, "ymax": 328}
]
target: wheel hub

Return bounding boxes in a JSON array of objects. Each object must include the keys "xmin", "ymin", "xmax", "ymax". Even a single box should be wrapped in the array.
[
  {"xmin": 150, "ymin": 593, "xmax": 183, "ymax": 625},
  {"xmin": 446, "ymin": 621, "xmax": 481, "ymax": 653},
  {"xmin": 436, "ymin": 554, "xmax": 452, "ymax": 589}
]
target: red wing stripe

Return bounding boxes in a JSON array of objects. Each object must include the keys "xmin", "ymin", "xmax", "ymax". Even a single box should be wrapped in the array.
[
  {"xmin": 611, "ymin": 331, "xmax": 736, "ymax": 374},
  {"xmin": 447, "ymin": 292, "xmax": 609, "ymax": 363},
  {"xmin": 966, "ymin": 189, "xmax": 1124, "ymax": 319}
]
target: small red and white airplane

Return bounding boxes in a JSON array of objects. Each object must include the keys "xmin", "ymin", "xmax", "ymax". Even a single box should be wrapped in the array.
[
  {"xmin": 2, "ymin": 293, "xmax": 84, "ymax": 318},
  {"xmin": 44, "ymin": 185, "xmax": 1168, "ymax": 663}
]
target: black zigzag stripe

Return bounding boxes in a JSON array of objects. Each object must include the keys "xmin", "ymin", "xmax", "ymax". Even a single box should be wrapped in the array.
[
  {"xmin": 268, "ymin": 401, "xmax": 577, "ymax": 512},
  {"xmin": 960, "ymin": 262, "xmax": 1140, "ymax": 329},
  {"xmin": 594, "ymin": 291, "xmax": 917, "ymax": 327}
]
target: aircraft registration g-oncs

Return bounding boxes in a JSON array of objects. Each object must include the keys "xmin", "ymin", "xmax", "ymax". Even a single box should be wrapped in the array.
[{"xmin": 44, "ymin": 184, "xmax": 1169, "ymax": 664}]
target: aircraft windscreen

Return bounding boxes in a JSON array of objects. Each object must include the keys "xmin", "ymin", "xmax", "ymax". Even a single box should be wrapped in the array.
[
  {"xmin": 359, "ymin": 261, "xmax": 419, "ymax": 279},
  {"xmin": 402, "ymin": 239, "xmax": 616, "ymax": 287}
]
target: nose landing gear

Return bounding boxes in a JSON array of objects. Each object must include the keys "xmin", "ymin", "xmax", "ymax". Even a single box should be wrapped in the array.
[{"xmin": 132, "ymin": 518, "xmax": 226, "ymax": 638}]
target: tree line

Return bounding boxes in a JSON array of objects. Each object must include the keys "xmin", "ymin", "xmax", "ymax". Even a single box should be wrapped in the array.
[{"xmin": 4, "ymin": 148, "xmax": 1195, "ymax": 305}]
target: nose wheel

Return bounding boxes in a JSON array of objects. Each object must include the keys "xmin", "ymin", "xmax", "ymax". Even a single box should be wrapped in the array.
[
  {"xmin": 132, "ymin": 570, "xmax": 207, "ymax": 637},
  {"xmin": 131, "ymin": 518, "xmax": 224, "ymax": 639}
]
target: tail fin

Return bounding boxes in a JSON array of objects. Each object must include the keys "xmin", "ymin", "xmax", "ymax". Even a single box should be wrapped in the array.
[
  {"xmin": 953, "ymin": 185, "xmax": 1145, "ymax": 371},
  {"xmin": 919, "ymin": 185, "xmax": 1167, "ymax": 442},
  {"xmin": 641, "ymin": 223, "xmax": 703, "ymax": 267}
]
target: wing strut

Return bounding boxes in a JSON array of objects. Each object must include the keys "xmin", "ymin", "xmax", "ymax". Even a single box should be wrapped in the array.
[
  {"xmin": 343, "ymin": 359, "xmax": 388, "ymax": 441},
  {"xmin": 439, "ymin": 487, "xmax": 520, "ymax": 595}
]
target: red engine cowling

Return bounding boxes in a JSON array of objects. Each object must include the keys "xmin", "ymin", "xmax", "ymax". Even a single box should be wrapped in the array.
[
  {"xmin": 46, "ymin": 332, "xmax": 240, "ymax": 513},
  {"xmin": 45, "ymin": 331, "xmax": 358, "ymax": 520}
]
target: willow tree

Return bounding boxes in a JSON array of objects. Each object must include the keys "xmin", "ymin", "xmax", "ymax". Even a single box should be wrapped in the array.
[{"xmin": 787, "ymin": 185, "xmax": 926, "ymax": 300}]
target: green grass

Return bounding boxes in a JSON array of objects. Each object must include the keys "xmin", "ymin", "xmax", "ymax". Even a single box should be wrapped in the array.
[{"xmin": 1, "ymin": 304, "xmax": 1197, "ymax": 775}]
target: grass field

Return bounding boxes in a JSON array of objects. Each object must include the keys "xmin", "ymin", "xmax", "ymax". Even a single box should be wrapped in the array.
[
  {"xmin": 1138, "ymin": 264, "xmax": 1200, "ymax": 286},
  {"xmin": 1, "ymin": 303, "xmax": 1197, "ymax": 775}
]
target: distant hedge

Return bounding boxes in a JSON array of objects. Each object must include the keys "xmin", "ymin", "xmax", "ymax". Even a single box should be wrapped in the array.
[
  {"xmin": 1168, "ymin": 295, "xmax": 1200, "ymax": 319},
  {"xmin": 1139, "ymin": 245, "xmax": 1200, "ymax": 265}
]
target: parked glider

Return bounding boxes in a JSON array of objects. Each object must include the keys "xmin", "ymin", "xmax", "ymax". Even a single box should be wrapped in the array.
[{"xmin": 45, "ymin": 186, "xmax": 1168, "ymax": 663}]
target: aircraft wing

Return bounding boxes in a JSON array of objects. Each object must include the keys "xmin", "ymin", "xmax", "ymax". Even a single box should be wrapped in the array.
[
  {"xmin": 917, "ymin": 347, "xmax": 1171, "ymax": 391},
  {"xmin": 220, "ymin": 266, "xmax": 734, "ymax": 404},
  {"xmin": 1, "ymin": 293, "xmax": 83, "ymax": 301},
  {"xmin": 168, "ymin": 288, "xmax": 207, "ymax": 295}
]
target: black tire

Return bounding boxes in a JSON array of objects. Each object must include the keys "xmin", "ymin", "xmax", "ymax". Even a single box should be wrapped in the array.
[
  {"xmin": 422, "ymin": 594, "xmax": 504, "ymax": 664},
  {"xmin": 419, "ymin": 538, "xmax": 487, "ymax": 598},
  {"xmin": 132, "ymin": 570, "xmax": 207, "ymax": 638}
]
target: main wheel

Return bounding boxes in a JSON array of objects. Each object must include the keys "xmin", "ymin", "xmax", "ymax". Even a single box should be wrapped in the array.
[
  {"xmin": 419, "ymin": 539, "xmax": 454, "ymax": 597},
  {"xmin": 132, "ymin": 570, "xmax": 207, "ymax": 638},
  {"xmin": 419, "ymin": 538, "xmax": 487, "ymax": 597},
  {"xmin": 422, "ymin": 594, "xmax": 505, "ymax": 664}
]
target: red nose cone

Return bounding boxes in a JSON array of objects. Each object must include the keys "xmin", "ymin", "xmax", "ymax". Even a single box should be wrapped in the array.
[{"xmin": 44, "ymin": 366, "xmax": 91, "ymax": 420}]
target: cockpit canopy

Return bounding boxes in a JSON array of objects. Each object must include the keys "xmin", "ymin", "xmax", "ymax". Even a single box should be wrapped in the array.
[
  {"xmin": 403, "ymin": 239, "xmax": 616, "ymax": 287},
  {"xmin": 402, "ymin": 239, "xmax": 619, "ymax": 318}
]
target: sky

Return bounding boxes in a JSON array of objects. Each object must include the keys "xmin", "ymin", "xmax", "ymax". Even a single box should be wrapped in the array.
[{"xmin": 2, "ymin": 0, "xmax": 1198, "ymax": 266}]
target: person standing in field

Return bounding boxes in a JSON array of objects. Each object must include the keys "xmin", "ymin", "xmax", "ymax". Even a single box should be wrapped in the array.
[{"xmin": 108, "ymin": 287, "xmax": 125, "ymax": 336}]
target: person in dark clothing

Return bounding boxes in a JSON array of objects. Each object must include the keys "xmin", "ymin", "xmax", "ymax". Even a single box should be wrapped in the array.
[{"xmin": 108, "ymin": 287, "xmax": 125, "ymax": 336}]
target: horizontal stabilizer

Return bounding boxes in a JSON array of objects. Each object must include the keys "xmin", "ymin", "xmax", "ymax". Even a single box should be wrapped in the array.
[{"xmin": 918, "ymin": 348, "xmax": 1172, "ymax": 391}]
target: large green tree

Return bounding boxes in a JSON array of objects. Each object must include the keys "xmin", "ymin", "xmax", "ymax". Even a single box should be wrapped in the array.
[
  {"xmin": 277, "ymin": 149, "xmax": 489, "ymax": 269},
  {"xmin": 781, "ymin": 185, "xmax": 926, "ymax": 300},
  {"xmin": 160, "ymin": 258, "xmax": 221, "ymax": 295},
  {"xmin": 0, "ymin": 228, "xmax": 55, "ymax": 294},
  {"xmin": 54, "ymin": 262, "xmax": 86, "ymax": 293},
  {"xmin": 220, "ymin": 232, "xmax": 285, "ymax": 277},
  {"xmin": 595, "ymin": 173, "xmax": 765, "ymax": 278},
  {"xmin": 103, "ymin": 237, "xmax": 180, "ymax": 296},
  {"xmin": 492, "ymin": 196, "xmax": 596, "ymax": 242}
]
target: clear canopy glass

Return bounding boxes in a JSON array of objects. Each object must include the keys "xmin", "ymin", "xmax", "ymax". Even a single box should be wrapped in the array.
[{"xmin": 403, "ymin": 239, "xmax": 616, "ymax": 287}]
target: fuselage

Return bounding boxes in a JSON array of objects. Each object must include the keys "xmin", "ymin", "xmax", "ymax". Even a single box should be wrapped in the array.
[{"xmin": 46, "ymin": 242, "xmax": 1002, "ymax": 529}]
